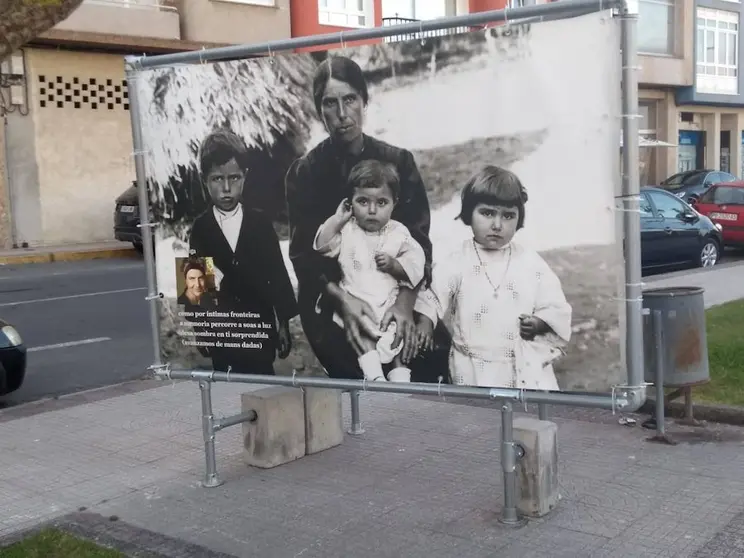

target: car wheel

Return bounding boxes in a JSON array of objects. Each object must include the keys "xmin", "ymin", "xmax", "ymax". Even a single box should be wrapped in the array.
[{"xmin": 699, "ymin": 239, "xmax": 719, "ymax": 268}]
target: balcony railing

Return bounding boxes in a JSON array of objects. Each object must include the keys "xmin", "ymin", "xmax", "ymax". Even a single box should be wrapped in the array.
[
  {"xmin": 83, "ymin": 0, "xmax": 177, "ymax": 12},
  {"xmin": 381, "ymin": 16, "xmax": 470, "ymax": 43}
]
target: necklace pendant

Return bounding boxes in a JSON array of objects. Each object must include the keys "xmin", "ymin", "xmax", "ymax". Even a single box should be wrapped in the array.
[{"xmin": 493, "ymin": 290, "xmax": 499, "ymax": 299}]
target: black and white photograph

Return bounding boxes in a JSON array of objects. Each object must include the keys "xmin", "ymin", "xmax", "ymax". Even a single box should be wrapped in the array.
[{"xmin": 135, "ymin": 10, "xmax": 625, "ymax": 393}]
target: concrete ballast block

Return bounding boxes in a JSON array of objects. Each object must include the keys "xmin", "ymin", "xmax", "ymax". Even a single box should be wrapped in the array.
[
  {"xmin": 513, "ymin": 417, "xmax": 559, "ymax": 517},
  {"xmin": 241, "ymin": 387, "xmax": 306, "ymax": 469},
  {"xmin": 303, "ymin": 387, "xmax": 344, "ymax": 455}
]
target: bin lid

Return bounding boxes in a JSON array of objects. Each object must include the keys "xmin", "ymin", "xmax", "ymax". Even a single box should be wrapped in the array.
[{"xmin": 643, "ymin": 286, "xmax": 704, "ymax": 298}]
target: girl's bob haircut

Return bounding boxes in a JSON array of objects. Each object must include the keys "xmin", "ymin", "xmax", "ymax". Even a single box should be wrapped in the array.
[{"xmin": 457, "ymin": 165, "xmax": 529, "ymax": 229}]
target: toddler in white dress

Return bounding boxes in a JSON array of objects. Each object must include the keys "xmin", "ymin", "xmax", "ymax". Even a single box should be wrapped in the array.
[
  {"xmin": 414, "ymin": 165, "xmax": 572, "ymax": 391},
  {"xmin": 314, "ymin": 159, "xmax": 426, "ymax": 382}
]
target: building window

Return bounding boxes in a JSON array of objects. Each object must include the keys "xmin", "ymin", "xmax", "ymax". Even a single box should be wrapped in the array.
[
  {"xmin": 382, "ymin": 0, "xmax": 450, "ymax": 20},
  {"xmin": 319, "ymin": 0, "xmax": 373, "ymax": 28},
  {"xmin": 696, "ymin": 7, "xmax": 739, "ymax": 95},
  {"xmin": 637, "ymin": 0, "xmax": 675, "ymax": 55}
]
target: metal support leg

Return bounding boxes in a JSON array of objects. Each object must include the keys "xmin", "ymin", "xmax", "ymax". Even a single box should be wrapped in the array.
[
  {"xmin": 538, "ymin": 402, "xmax": 549, "ymax": 421},
  {"xmin": 199, "ymin": 380, "xmax": 224, "ymax": 488},
  {"xmin": 647, "ymin": 310, "xmax": 675, "ymax": 445},
  {"xmin": 678, "ymin": 385, "xmax": 705, "ymax": 427},
  {"xmin": 499, "ymin": 401, "xmax": 527, "ymax": 527},
  {"xmin": 348, "ymin": 390, "xmax": 364, "ymax": 435}
]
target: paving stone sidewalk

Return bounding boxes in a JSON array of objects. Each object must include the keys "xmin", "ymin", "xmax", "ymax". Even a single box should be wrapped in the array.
[
  {"xmin": 645, "ymin": 262, "xmax": 744, "ymax": 308},
  {"xmin": 3, "ymin": 381, "xmax": 744, "ymax": 557}
]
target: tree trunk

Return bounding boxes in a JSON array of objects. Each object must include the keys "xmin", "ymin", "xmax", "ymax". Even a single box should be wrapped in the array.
[{"xmin": 0, "ymin": 0, "xmax": 85, "ymax": 59}]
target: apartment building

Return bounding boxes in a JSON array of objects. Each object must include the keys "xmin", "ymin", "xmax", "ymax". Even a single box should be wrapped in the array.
[
  {"xmin": 639, "ymin": 0, "xmax": 744, "ymax": 185},
  {"xmin": 0, "ymin": 0, "xmax": 296, "ymax": 248},
  {"xmin": 0, "ymin": 0, "xmax": 548, "ymax": 248}
]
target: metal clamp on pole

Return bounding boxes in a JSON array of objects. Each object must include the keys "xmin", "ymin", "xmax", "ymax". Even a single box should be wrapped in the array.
[
  {"xmin": 499, "ymin": 401, "xmax": 527, "ymax": 527},
  {"xmin": 199, "ymin": 379, "xmax": 223, "ymax": 488},
  {"xmin": 147, "ymin": 363, "xmax": 172, "ymax": 380}
]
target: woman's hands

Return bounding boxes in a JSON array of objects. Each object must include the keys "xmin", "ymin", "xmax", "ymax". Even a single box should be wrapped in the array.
[
  {"xmin": 414, "ymin": 314, "xmax": 434, "ymax": 355},
  {"xmin": 380, "ymin": 287, "xmax": 418, "ymax": 364},
  {"xmin": 328, "ymin": 284, "xmax": 381, "ymax": 356},
  {"xmin": 328, "ymin": 284, "xmax": 432, "ymax": 364}
]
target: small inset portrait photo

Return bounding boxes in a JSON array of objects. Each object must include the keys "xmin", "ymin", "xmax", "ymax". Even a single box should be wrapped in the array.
[{"xmin": 175, "ymin": 256, "xmax": 218, "ymax": 311}]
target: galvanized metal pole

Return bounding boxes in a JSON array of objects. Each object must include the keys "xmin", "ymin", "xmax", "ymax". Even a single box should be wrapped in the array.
[
  {"xmin": 653, "ymin": 311, "xmax": 665, "ymax": 437},
  {"xmin": 124, "ymin": 61, "xmax": 162, "ymax": 367},
  {"xmin": 647, "ymin": 310, "xmax": 676, "ymax": 445},
  {"xmin": 499, "ymin": 401, "xmax": 524, "ymax": 526},
  {"xmin": 213, "ymin": 410, "xmax": 257, "ymax": 432},
  {"xmin": 348, "ymin": 390, "xmax": 364, "ymax": 435},
  {"xmin": 129, "ymin": 0, "xmax": 625, "ymax": 70},
  {"xmin": 162, "ymin": 369, "xmax": 632, "ymax": 410},
  {"xmin": 619, "ymin": 2, "xmax": 645, "ymax": 389},
  {"xmin": 199, "ymin": 380, "xmax": 223, "ymax": 488},
  {"xmin": 538, "ymin": 402, "xmax": 549, "ymax": 421}
]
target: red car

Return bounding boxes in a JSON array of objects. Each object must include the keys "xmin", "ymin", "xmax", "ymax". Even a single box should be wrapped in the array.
[{"xmin": 693, "ymin": 181, "xmax": 744, "ymax": 247}]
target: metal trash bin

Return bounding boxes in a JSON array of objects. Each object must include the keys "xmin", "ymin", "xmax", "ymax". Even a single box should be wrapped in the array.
[{"xmin": 642, "ymin": 286, "xmax": 710, "ymax": 387}]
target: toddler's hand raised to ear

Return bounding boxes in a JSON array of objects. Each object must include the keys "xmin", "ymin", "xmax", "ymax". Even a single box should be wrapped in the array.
[{"xmin": 334, "ymin": 198, "xmax": 353, "ymax": 223}]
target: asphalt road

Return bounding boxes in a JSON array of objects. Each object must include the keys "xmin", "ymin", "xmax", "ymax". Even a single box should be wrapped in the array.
[
  {"xmin": 0, "ymin": 249, "xmax": 743, "ymax": 408},
  {"xmin": 0, "ymin": 259, "xmax": 151, "ymax": 407}
]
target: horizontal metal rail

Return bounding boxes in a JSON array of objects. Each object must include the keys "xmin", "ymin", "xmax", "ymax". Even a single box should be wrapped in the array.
[
  {"xmin": 126, "ymin": 0, "xmax": 625, "ymax": 70},
  {"xmin": 157, "ymin": 369, "xmax": 634, "ymax": 411}
]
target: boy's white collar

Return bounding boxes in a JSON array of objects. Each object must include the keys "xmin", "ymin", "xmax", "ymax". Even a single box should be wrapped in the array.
[{"xmin": 213, "ymin": 203, "xmax": 242, "ymax": 218}]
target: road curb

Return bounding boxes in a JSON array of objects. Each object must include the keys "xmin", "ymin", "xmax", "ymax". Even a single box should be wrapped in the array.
[
  {"xmin": 0, "ymin": 377, "xmax": 170, "ymax": 422},
  {"xmin": 0, "ymin": 247, "xmax": 139, "ymax": 265},
  {"xmin": 639, "ymin": 397, "xmax": 744, "ymax": 426}
]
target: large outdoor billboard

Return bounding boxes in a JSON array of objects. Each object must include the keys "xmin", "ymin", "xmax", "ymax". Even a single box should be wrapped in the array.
[{"xmin": 133, "ymin": 10, "xmax": 625, "ymax": 393}]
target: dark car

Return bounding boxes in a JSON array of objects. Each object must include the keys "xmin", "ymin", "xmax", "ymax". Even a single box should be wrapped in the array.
[
  {"xmin": 640, "ymin": 187, "xmax": 723, "ymax": 273},
  {"xmin": 0, "ymin": 318, "xmax": 26, "ymax": 396},
  {"xmin": 659, "ymin": 169, "xmax": 737, "ymax": 204},
  {"xmin": 114, "ymin": 182, "xmax": 156, "ymax": 254},
  {"xmin": 114, "ymin": 182, "xmax": 143, "ymax": 251}
]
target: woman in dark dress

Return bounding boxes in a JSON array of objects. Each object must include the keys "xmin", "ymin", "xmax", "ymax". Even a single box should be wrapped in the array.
[{"xmin": 285, "ymin": 55, "xmax": 437, "ymax": 380}]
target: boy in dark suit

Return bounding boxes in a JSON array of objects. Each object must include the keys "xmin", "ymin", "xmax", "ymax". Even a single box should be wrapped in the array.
[{"xmin": 189, "ymin": 129, "xmax": 298, "ymax": 375}]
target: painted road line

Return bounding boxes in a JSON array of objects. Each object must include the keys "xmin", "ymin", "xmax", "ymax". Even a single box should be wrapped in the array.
[
  {"xmin": 0, "ymin": 262, "xmax": 144, "ymax": 282},
  {"xmin": 28, "ymin": 337, "xmax": 112, "ymax": 353},
  {"xmin": 0, "ymin": 287, "xmax": 146, "ymax": 307}
]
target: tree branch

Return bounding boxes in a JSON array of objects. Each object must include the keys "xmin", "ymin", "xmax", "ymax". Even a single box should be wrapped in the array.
[{"xmin": 0, "ymin": 0, "xmax": 84, "ymax": 59}]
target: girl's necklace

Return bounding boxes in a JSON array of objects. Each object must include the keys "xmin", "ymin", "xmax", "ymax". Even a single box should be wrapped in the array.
[{"xmin": 472, "ymin": 240, "xmax": 512, "ymax": 298}]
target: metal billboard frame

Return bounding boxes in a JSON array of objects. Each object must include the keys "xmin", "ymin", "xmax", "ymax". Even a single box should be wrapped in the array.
[{"xmin": 124, "ymin": 0, "xmax": 645, "ymax": 526}]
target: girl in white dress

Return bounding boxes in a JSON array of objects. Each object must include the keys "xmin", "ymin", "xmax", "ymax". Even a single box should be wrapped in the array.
[
  {"xmin": 415, "ymin": 165, "xmax": 572, "ymax": 391},
  {"xmin": 314, "ymin": 159, "xmax": 426, "ymax": 382}
]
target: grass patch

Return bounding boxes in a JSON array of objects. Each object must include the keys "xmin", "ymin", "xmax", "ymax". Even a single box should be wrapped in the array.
[
  {"xmin": 694, "ymin": 299, "xmax": 744, "ymax": 407},
  {"xmin": 0, "ymin": 528, "xmax": 124, "ymax": 558}
]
